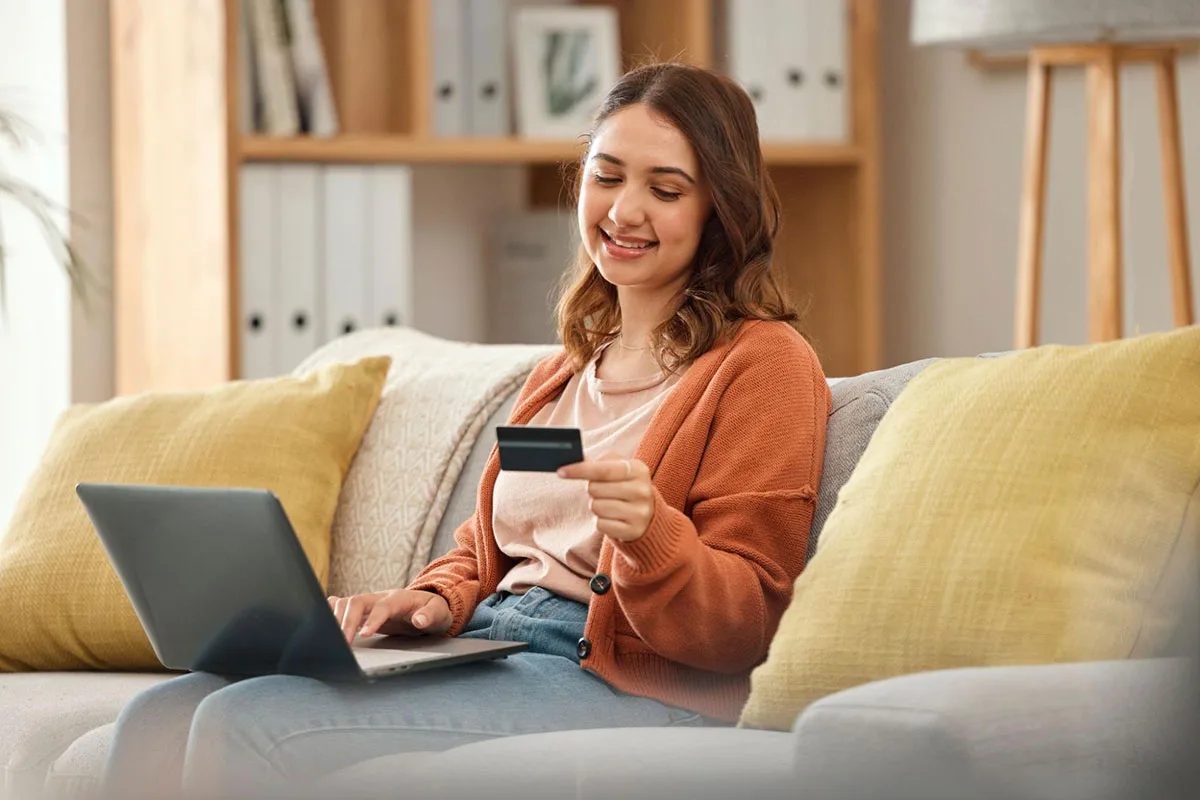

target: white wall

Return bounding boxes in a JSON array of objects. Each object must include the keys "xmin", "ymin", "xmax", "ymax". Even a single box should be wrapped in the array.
[
  {"xmin": 882, "ymin": 0, "xmax": 1200, "ymax": 364},
  {"xmin": 0, "ymin": 0, "xmax": 113, "ymax": 528}
]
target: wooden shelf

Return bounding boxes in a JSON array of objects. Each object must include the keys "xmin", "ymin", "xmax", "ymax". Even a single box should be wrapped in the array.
[
  {"xmin": 239, "ymin": 136, "xmax": 588, "ymax": 164},
  {"xmin": 239, "ymin": 136, "xmax": 862, "ymax": 167}
]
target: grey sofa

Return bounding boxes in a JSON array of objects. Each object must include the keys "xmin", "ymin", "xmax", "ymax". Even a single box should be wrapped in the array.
[{"xmin": 1, "ymin": 348, "xmax": 1194, "ymax": 800}]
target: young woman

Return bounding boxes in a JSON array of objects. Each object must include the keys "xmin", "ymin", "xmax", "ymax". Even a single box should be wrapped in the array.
[{"xmin": 101, "ymin": 62, "xmax": 831, "ymax": 799}]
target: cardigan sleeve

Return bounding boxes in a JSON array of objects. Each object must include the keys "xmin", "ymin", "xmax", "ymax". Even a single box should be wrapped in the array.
[
  {"xmin": 610, "ymin": 336, "xmax": 830, "ymax": 673},
  {"xmin": 405, "ymin": 515, "xmax": 485, "ymax": 637}
]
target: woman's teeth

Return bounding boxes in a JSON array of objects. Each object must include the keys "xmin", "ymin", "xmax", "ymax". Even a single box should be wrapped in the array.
[{"xmin": 604, "ymin": 231, "xmax": 655, "ymax": 249}]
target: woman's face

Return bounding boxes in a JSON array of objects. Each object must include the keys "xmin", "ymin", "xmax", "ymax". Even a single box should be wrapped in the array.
[{"xmin": 578, "ymin": 104, "xmax": 711, "ymax": 299}]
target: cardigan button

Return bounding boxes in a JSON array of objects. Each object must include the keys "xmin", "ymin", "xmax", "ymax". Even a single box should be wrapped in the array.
[
  {"xmin": 576, "ymin": 637, "xmax": 592, "ymax": 660},
  {"xmin": 589, "ymin": 574, "xmax": 611, "ymax": 595}
]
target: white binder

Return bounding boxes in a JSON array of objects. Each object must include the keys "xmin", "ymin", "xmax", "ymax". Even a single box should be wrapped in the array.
[
  {"xmin": 726, "ymin": 0, "xmax": 789, "ymax": 141},
  {"xmin": 431, "ymin": 0, "xmax": 468, "ymax": 137},
  {"xmin": 320, "ymin": 165, "xmax": 371, "ymax": 343},
  {"xmin": 367, "ymin": 166, "xmax": 414, "ymax": 330},
  {"xmin": 465, "ymin": 0, "xmax": 511, "ymax": 136},
  {"xmin": 772, "ymin": 0, "xmax": 815, "ymax": 140},
  {"xmin": 277, "ymin": 165, "xmax": 323, "ymax": 371},
  {"xmin": 238, "ymin": 164, "xmax": 281, "ymax": 379},
  {"xmin": 808, "ymin": 0, "xmax": 848, "ymax": 141}
]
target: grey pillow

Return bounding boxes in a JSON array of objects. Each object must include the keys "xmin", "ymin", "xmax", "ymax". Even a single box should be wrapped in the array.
[{"xmin": 808, "ymin": 358, "xmax": 939, "ymax": 561}]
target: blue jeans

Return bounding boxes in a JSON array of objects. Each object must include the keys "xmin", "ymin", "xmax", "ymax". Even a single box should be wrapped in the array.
[{"xmin": 102, "ymin": 588, "xmax": 710, "ymax": 799}]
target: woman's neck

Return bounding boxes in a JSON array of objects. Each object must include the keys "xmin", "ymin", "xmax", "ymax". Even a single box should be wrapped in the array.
[
  {"xmin": 596, "ymin": 335, "xmax": 662, "ymax": 381},
  {"xmin": 616, "ymin": 286, "xmax": 683, "ymax": 350}
]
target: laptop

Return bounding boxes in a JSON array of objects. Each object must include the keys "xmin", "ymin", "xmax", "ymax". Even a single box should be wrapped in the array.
[{"xmin": 75, "ymin": 483, "xmax": 527, "ymax": 681}]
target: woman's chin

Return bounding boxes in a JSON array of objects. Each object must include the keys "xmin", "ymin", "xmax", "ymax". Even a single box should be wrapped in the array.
[
  {"xmin": 594, "ymin": 262, "xmax": 641, "ymax": 288},
  {"xmin": 595, "ymin": 249, "xmax": 655, "ymax": 278}
]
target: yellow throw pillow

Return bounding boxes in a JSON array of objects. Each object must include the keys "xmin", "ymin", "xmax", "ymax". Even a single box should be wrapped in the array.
[
  {"xmin": 0, "ymin": 356, "xmax": 390, "ymax": 672},
  {"xmin": 740, "ymin": 326, "xmax": 1200, "ymax": 730}
]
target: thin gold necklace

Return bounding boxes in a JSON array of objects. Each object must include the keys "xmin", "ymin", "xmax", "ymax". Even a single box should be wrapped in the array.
[{"xmin": 616, "ymin": 335, "xmax": 649, "ymax": 352}]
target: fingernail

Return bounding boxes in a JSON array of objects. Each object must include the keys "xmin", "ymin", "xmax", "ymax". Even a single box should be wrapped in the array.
[
  {"xmin": 556, "ymin": 468, "xmax": 566, "ymax": 477},
  {"xmin": 413, "ymin": 614, "xmax": 426, "ymax": 627}
]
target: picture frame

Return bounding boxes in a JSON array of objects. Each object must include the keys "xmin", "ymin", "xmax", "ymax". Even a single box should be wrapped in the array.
[{"xmin": 511, "ymin": 5, "xmax": 621, "ymax": 140}]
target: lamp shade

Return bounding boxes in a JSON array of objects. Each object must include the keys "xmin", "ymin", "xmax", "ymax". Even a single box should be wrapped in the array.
[{"xmin": 911, "ymin": 0, "xmax": 1200, "ymax": 47}]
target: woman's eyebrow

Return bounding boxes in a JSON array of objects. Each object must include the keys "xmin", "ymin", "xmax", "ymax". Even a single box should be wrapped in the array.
[{"xmin": 591, "ymin": 152, "xmax": 697, "ymax": 186}]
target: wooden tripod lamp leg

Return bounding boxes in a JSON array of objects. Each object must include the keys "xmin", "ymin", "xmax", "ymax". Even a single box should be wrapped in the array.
[
  {"xmin": 1155, "ymin": 54, "xmax": 1196, "ymax": 328},
  {"xmin": 1086, "ymin": 47, "xmax": 1123, "ymax": 342},
  {"xmin": 1015, "ymin": 56, "xmax": 1052, "ymax": 349}
]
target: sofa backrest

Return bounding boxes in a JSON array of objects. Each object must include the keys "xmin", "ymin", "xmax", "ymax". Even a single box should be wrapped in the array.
[{"xmin": 426, "ymin": 358, "xmax": 937, "ymax": 564}]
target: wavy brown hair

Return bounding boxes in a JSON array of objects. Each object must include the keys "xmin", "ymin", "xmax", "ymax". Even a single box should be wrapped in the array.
[{"xmin": 556, "ymin": 62, "xmax": 801, "ymax": 372}]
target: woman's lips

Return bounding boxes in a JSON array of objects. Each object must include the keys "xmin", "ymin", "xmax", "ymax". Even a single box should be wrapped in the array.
[{"xmin": 600, "ymin": 228, "xmax": 657, "ymax": 260}]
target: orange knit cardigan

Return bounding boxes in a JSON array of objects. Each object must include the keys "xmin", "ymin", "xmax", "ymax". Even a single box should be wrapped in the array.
[{"xmin": 408, "ymin": 319, "xmax": 830, "ymax": 721}]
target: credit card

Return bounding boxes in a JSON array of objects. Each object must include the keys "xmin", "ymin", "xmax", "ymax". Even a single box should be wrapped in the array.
[{"xmin": 495, "ymin": 426, "xmax": 585, "ymax": 472}]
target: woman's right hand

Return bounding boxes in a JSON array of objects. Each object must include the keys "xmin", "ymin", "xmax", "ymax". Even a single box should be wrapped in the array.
[{"xmin": 327, "ymin": 589, "xmax": 453, "ymax": 644}]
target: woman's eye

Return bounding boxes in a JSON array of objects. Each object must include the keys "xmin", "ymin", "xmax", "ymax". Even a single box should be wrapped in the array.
[
  {"xmin": 593, "ymin": 174, "xmax": 620, "ymax": 185},
  {"xmin": 653, "ymin": 188, "xmax": 682, "ymax": 201}
]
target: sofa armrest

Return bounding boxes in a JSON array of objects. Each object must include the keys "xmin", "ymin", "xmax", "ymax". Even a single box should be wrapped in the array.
[{"xmin": 790, "ymin": 658, "xmax": 1198, "ymax": 800}]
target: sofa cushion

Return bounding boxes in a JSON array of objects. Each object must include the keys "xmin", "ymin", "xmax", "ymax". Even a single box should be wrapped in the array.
[
  {"xmin": 0, "ymin": 357, "xmax": 389, "ymax": 672},
  {"xmin": 312, "ymin": 727, "xmax": 795, "ymax": 800},
  {"xmin": 809, "ymin": 359, "xmax": 937, "ymax": 560},
  {"xmin": 0, "ymin": 673, "xmax": 173, "ymax": 798},
  {"xmin": 740, "ymin": 325, "xmax": 1200, "ymax": 730}
]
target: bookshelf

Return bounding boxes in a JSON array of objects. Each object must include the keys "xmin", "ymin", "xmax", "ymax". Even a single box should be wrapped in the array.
[{"xmin": 111, "ymin": 0, "xmax": 881, "ymax": 395}]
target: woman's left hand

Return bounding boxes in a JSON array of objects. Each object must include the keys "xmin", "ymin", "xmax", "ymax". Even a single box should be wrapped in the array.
[{"xmin": 558, "ymin": 454, "xmax": 655, "ymax": 542}]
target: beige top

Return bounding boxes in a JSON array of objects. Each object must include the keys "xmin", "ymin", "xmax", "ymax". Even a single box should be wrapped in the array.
[{"xmin": 492, "ymin": 347, "xmax": 685, "ymax": 603}]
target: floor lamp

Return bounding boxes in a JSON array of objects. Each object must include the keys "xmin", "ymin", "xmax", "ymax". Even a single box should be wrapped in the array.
[{"xmin": 911, "ymin": 0, "xmax": 1199, "ymax": 348}]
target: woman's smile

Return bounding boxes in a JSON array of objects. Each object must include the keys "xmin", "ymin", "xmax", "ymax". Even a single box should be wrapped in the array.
[{"xmin": 600, "ymin": 228, "xmax": 659, "ymax": 260}]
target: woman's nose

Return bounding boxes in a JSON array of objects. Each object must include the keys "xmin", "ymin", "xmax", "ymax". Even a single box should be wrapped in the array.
[{"xmin": 607, "ymin": 188, "xmax": 645, "ymax": 229}]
